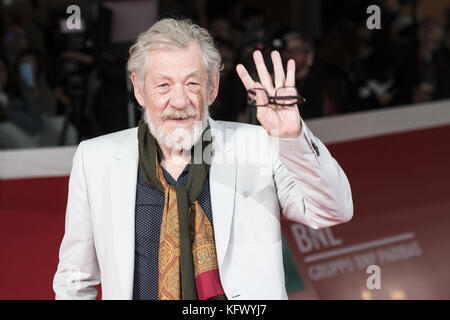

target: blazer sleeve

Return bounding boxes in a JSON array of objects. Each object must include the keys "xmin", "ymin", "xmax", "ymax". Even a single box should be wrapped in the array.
[
  {"xmin": 53, "ymin": 141, "xmax": 100, "ymax": 299},
  {"xmin": 271, "ymin": 119, "xmax": 353, "ymax": 229}
]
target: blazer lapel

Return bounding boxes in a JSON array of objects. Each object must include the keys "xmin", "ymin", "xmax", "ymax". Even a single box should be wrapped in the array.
[
  {"xmin": 208, "ymin": 119, "xmax": 237, "ymax": 269},
  {"xmin": 110, "ymin": 129, "xmax": 138, "ymax": 299}
]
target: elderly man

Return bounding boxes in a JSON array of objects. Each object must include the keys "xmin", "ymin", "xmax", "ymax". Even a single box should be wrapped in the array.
[{"xmin": 53, "ymin": 18, "xmax": 353, "ymax": 300}]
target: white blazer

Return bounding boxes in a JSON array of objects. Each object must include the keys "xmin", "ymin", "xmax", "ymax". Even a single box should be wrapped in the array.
[{"xmin": 53, "ymin": 118, "xmax": 353, "ymax": 300}]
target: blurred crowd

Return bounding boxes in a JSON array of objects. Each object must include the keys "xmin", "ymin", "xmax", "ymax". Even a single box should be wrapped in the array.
[
  {"xmin": 207, "ymin": 0, "xmax": 450, "ymax": 123},
  {"xmin": 0, "ymin": 0, "xmax": 449, "ymax": 149}
]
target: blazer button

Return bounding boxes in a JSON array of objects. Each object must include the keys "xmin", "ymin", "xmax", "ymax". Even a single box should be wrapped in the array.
[{"xmin": 311, "ymin": 141, "xmax": 320, "ymax": 156}]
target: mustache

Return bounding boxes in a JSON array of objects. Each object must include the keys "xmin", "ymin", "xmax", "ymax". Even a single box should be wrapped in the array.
[{"xmin": 160, "ymin": 106, "xmax": 199, "ymax": 120}]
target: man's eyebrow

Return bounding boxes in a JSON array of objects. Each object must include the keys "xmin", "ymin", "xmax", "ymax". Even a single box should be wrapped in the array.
[
  {"xmin": 186, "ymin": 71, "xmax": 202, "ymax": 78},
  {"xmin": 153, "ymin": 73, "xmax": 171, "ymax": 81}
]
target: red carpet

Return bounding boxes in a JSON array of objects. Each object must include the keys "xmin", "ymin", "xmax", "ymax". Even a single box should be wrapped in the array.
[{"xmin": 0, "ymin": 177, "xmax": 68, "ymax": 299}]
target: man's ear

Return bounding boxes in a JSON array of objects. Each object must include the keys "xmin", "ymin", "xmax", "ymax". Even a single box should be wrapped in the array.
[
  {"xmin": 207, "ymin": 72, "xmax": 220, "ymax": 106},
  {"xmin": 130, "ymin": 72, "xmax": 146, "ymax": 107}
]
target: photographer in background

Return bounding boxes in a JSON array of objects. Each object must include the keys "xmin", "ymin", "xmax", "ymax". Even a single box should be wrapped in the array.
[{"xmin": 55, "ymin": 46, "xmax": 129, "ymax": 139}]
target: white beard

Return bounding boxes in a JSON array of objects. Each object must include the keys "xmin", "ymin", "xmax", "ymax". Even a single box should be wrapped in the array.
[{"xmin": 143, "ymin": 105, "xmax": 209, "ymax": 152}]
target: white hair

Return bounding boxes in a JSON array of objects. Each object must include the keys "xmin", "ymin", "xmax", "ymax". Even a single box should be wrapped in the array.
[{"xmin": 127, "ymin": 18, "xmax": 223, "ymax": 94}]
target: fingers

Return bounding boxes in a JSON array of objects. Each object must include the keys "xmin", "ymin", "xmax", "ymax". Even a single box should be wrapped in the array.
[
  {"xmin": 237, "ymin": 51, "xmax": 296, "ymax": 92},
  {"xmin": 253, "ymin": 50, "xmax": 274, "ymax": 91},
  {"xmin": 285, "ymin": 59, "xmax": 296, "ymax": 87},
  {"xmin": 271, "ymin": 51, "xmax": 285, "ymax": 88},
  {"xmin": 236, "ymin": 64, "xmax": 255, "ymax": 90}
]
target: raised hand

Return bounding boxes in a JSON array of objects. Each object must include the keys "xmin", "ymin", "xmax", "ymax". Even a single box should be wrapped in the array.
[{"xmin": 236, "ymin": 50, "xmax": 302, "ymax": 138}]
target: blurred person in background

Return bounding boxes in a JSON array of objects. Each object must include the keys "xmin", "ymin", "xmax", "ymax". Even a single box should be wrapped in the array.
[
  {"xmin": 2, "ymin": 22, "xmax": 29, "ymax": 66},
  {"xmin": 445, "ymin": 7, "xmax": 450, "ymax": 52},
  {"xmin": 317, "ymin": 21, "xmax": 361, "ymax": 115},
  {"xmin": 17, "ymin": 49, "xmax": 57, "ymax": 117},
  {"xmin": 209, "ymin": 37, "xmax": 246, "ymax": 121},
  {"xmin": 315, "ymin": 18, "xmax": 401, "ymax": 115},
  {"xmin": 0, "ymin": 57, "xmax": 14, "ymax": 113},
  {"xmin": 282, "ymin": 31, "xmax": 324, "ymax": 119},
  {"xmin": 210, "ymin": 18, "xmax": 233, "ymax": 42},
  {"xmin": 387, "ymin": 0, "xmax": 420, "ymax": 45},
  {"xmin": 56, "ymin": 47, "xmax": 129, "ymax": 137},
  {"xmin": 353, "ymin": 20, "xmax": 397, "ymax": 110},
  {"xmin": 413, "ymin": 21, "xmax": 448, "ymax": 102},
  {"xmin": 3, "ymin": 0, "xmax": 47, "ymax": 49},
  {"xmin": 394, "ymin": 20, "xmax": 450, "ymax": 104},
  {"xmin": 0, "ymin": 54, "xmax": 44, "ymax": 148}
]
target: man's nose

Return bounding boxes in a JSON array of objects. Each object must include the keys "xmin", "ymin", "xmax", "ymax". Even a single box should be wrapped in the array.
[{"xmin": 169, "ymin": 85, "xmax": 189, "ymax": 109}]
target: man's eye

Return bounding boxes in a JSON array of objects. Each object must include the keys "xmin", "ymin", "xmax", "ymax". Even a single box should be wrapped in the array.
[
  {"xmin": 158, "ymin": 83, "xmax": 169, "ymax": 88},
  {"xmin": 188, "ymin": 82, "xmax": 199, "ymax": 86}
]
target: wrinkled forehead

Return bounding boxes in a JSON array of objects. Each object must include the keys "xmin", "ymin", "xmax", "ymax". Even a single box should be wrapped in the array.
[{"xmin": 145, "ymin": 42, "xmax": 208, "ymax": 80}]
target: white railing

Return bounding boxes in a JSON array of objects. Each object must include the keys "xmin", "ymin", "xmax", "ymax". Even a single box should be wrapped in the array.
[{"xmin": 1, "ymin": 99, "xmax": 449, "ymax": 180}]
